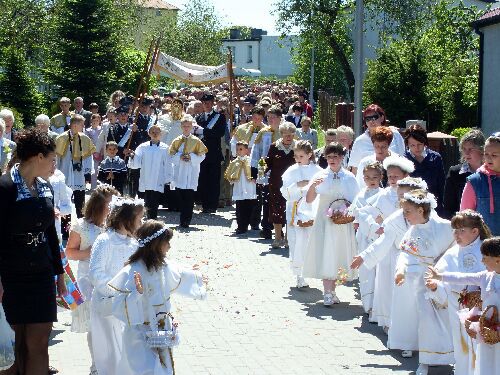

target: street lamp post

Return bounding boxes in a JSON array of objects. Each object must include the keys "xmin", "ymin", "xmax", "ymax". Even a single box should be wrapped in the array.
[{"xmin": 354, "ymin": 0, "xmax": 364, "ymax": 136}]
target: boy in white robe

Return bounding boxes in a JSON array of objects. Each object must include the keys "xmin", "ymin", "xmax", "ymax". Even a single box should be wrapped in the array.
[
  {"xmin": 224, "ymin": 141, "xmax": 257, "ymax": 235},
  {"xmin": 130, "ymin": 125, "xmax": 170, "ymax": 219},
  {"xmin": 110, "ymin": 221, "xmax": 207, "ymax": 375},
  {"xmin": 169, "ymin": 115, "xmax": 208, "ymax": 228}
]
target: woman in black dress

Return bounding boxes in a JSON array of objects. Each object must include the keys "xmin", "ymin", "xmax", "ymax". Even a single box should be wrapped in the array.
[{"xmin": 0, "ymin": 128, "xmax": 66, "ymax": 374}]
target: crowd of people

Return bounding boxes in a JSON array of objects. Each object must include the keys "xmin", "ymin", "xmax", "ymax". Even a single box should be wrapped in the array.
[{"xmin": 0, "ymin": 80, "xmax": 498, "ymax": 375}]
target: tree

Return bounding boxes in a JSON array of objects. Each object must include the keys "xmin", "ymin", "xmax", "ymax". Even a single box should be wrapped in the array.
[
  {"xmin": 0, "ymin": 47, "xmax": 45, "ymax": 127},
  {"xmin": 45, "ymin": 0, "xmax": 120, "ymax": 107}
]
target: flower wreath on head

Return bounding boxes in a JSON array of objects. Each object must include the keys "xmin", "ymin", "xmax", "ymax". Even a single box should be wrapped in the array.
[
  {"xmin": 460, "ymin": 210, "xmax": 484, "ymax": 220},
  {"xmin": 397, "ymin": 176, "xmax": 428, "ymax": 191},
  {"xmin": 138, "ymin": 226, "xmax": 169, "ymax": 248},
  {"xmin": 109, "ymin": 195, "xmax": 145, "ymax": 210},
  {"xmin": 403, "ymin": 191, "xmax": 437, "ymax": 209}
]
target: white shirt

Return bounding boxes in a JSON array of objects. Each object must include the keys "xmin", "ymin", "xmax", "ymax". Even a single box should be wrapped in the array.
[
  {"xmin": 231, "ymin": 156, "xmax": 257, "ymax": 201},
  {"xmin": 130, "ymin": 141, "xmax": 170, "ymax": 192},
  {"xmin": 170, "ymin": 137, "xmax": 206, "ymax": 190}
]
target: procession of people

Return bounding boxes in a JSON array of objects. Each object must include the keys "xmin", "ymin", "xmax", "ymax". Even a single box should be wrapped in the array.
[{"xmin": 0, "ymin": 81, "xmax": 498, "ymax": 375}]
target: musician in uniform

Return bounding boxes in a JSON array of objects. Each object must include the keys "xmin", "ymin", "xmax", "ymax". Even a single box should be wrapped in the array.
[{"xmin": 194, "ymin": 93, "xmax": 226, "ymax": 213}]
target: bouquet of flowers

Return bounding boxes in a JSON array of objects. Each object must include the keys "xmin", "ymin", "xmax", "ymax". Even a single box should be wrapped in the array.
[
  {"xmin": 326, "ymin": 199, "xmax": 355, "ymax": 224},
  {"xmin": 335, "ymin": 268, "xmax": 349, "ymax": 285},
  {"xmin": 256, "ymin": 157, "xmax": 268, "ymax": 184}
]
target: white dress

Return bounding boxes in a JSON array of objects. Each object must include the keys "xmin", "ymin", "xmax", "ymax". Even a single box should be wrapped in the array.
[
  {"xmin": 281, "ymin": 163, "xmax": 322, "ymax": 276},
  {"xmin": 70, "ymin": 219, "xmax": 104, "ymax": 333},
  {"xmin": 351, "ymin": 186, "xmax": 381, "ymax": 313},
  {"xmin": 396, "ymin": 216, "xmax": 456, "ymax": 365},
  {"xmin": 49, "ymin": 169, "xmax": 73, "ymax": 242},
  {"xmin": 427, "ymin": 238, "xmax": 485, "ymax": 375},
  {"xmin": 366, "ymin": 187, "xmax": 400, "ymax": 327},
  {"xmin": 302, "ymin": 168, "xmax": 359, "ymax": 280},
  {"xmin": 109, "ymin": 260, "xmax": 206, "ymax": 375},
  {"xmin": 440, "ymin": 271, "xmax": 499, "ymax": 375},
  {"xmin": 348, "ymin": 127, "xmax": 405, "ymax": 170},
  {"xmin": 89, "ymin": 230, "xmax": 139, "ymax": 375}
]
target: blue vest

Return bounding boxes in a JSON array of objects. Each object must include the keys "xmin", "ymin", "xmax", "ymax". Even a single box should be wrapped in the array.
[{"xmin": 468, "ymin": 172, "xmax": 500, "ymax": 235}]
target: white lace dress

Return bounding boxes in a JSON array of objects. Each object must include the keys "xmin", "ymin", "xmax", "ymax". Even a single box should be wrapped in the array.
[{"xmin": 70, "ymin": 219, "xmax": 104, "ymax": 333}]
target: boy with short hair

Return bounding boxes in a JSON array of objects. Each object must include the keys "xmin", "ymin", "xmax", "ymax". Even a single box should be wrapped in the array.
[
  {"xmin": 169, "ymin": 115, "xmax": 208, "ymax": 228},
  {"xmin": 225, "ymin": 141, "xmax": 257, "ymax": 235},
  {"xmin": 98, "ymin": 141, "xmax": 127, "ymax": 194},
  {"xmin": 129, "ymin": 124, "xmax": 170, "ymax": 219}
]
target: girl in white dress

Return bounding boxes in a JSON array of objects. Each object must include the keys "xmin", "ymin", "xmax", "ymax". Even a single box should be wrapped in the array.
[
  {"xmin": 65, "ymin": 185, "xmax": 119, "ymax": 374},
  {"xmin": 425, "ymin": 210, "xmax": 491, "ymax": 375},
  {"xmin": 89, "ymin": 196, "xmax": 145, "ymax": 375},
  {"xmin": 302, "ymin": 142, "xmax": 359, "ymax": 306},
  {"xmin": 110, "ymin": 220, "xmax": 207, "ymax": 375},
  {"xmin": 351, "ymin": 161, "xmax": 383, "ymax": 313},
  {"xmin": 368, "ymin": 155, "xmax": 414, "ymax": 328},
  {"xmin": 426, "ymin": 237, "xmax": 499, "ymax": 375},
  {"xmin": 281, "ymin": 140, "xmax": 322, "ymax": 288},
  {"xmin": 395, "ymin": 189, "xmax": 455, "ymax": 375}
]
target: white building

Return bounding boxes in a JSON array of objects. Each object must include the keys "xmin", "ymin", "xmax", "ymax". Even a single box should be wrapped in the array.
[
  {"xmin": 473, "ymin": 7, "xmax": 500, "ymax": 135},
  {"xmin": 222, "ymin": 29, "xmax": 297, "ymax": 78}
]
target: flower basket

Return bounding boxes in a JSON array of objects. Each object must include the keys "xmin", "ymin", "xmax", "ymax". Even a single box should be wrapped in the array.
[
  {"xmin": 480, "ymin": 305, "xmax": 500, "ymax": 345},
  {"xmin": 297, "ymin": 219, "xmax": 314, "ymax": 228},
  {"xmin": 327, "ymin": 199, "xmax": 355, "ymax": 225},
  {"xmin": 458, "ymin": 289, "xmax": 482, "ymax": 310},
  {"xmin": 465, "ymin": 315, "xmax": 480, "ymax": 339}
]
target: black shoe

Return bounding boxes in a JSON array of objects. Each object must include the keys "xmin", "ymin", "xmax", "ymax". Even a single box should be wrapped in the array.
[
  {"xmin": 235, "ymin": 228, "xmax": 247, "ymax": 235},
  {"xmin": 179, "ymin": 223, "xmax": 190, "ymax": 228},
  {"xmin": 251, "ymin": 225, "xmax": 260, "ymax": 230},
  {"xmin": 259, "ymin": 229, "xmax": 272, "ymax": 239},
  {"xmin": 202, "ymin": 208, "xmax": 216, "ymax": 214}
]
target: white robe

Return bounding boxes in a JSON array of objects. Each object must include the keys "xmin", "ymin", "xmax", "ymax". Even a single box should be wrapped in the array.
[
  {"xmin": 57, "ymin": 145, "xmax": 93, "ymax": 191},
  {"xmin": 109, "ymin": 260, "xmax": 206, "ymax": 375},
  {"xmin": 348, "ymin": 127, "xmax": 405, "ymax": 170},
  {"xmin": 280, "ymin": 163, "xmax": 322, "ymax": 276},
  {"xmin": 351, "ymin": 186, "xmax": 381, "ymax": 312},
  {"xmin": 396, "ymin": 216, "xmax": 455, "ymax": 365},
  {"xmin": 440, "ymin": 271, "xmax": 499, "ymax": 375},
  {"xmin": 170, "ymin": 143, "xmax": 205, "ymax": 191},
  {"xmin": 427, "ymin": 238, "xmax": 485, "ymax": 375},
  {"xmin": 88, "ymin": 230, "xmax": 139, "ymax": 375},
  {"xmin": 302, "ymin": 168, "xmax": 359, "ymax": 280},
  {"xmin": 48, "ymin": 169, "xmax": 73, "ymax": 242},
  {"xmin": 158, "ymin": 115, "xmax": 182, "ymax": 147},
  {"xmin": 130, "ymin": 141, "xmax": 171, "ymax": 192},
  {"xmin": 366, "ymin": 187, "xmax": 400, "ymax": 327}
]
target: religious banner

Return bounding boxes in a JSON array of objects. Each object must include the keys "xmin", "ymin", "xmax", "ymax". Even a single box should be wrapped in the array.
[{"xmin": 153, "ymin": 52, "xmax": 230, "ymax": 84}]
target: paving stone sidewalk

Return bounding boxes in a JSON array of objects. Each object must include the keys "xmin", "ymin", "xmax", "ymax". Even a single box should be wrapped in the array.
[{"xmin": 49, "ymin": 207, "xmax": 453, "ymax": 375}]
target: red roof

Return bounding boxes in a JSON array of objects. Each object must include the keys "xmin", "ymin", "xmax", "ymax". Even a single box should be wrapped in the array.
[
  {"xmin": 473, "ymin": 7, "xmax": 500, "ymax": 28},
  {"xmin": 138, "ymin": 0, "xmax": 179, "ymax": 10}
]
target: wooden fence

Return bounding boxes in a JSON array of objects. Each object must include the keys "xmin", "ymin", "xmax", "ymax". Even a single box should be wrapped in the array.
[{"xmin": 317, "ymin": 90, "xmax": 354, "ymax": 130}]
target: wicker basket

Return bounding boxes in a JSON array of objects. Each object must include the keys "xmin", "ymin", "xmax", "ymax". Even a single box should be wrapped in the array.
[
  {"xmin": 465, "ymin": 315, "xmax": 480, "ymax": 339},
  {"xmin": 297, "ymin": 220, "xmax": 314, "ymax": 228},
  {"xmin": 458, "ymin": 289, "xmax": 482, "ymax": 310},
  {"xmin": 480, "ymin": 305, "xmax": 499, "ymax": 345},
  {"xmin": 328, "ymin": 199, "xmax": 355, "ymax": 225}
]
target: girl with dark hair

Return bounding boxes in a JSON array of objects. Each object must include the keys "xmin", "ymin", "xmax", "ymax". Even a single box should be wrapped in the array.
[
  {"xmin": 425, "ymin": 210, "xmax": 491, "ymax": 374},
  {"xmin": 88, "ymin": 196, "xmax": 144, "ymax": 375},
  {"xmin": 0, "ymin": 127, "xmax": 66, "ymax": 374},
  {"xmin": 109, "ymin": 220, "xmax": 207, "ymax": 375}
]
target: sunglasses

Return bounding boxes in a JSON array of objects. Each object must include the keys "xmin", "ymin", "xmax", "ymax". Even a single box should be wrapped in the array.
[{"xmin": 365, "ymin": 114, "xmax": 380, "ymax": 122}]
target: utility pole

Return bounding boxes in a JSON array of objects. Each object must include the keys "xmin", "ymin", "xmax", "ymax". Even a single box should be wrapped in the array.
[
  {"xmin": 354, "ymin": 0, "xmax": 364, "ymax": 136},
  {"xmin": 309, "ymin": 46, "xmax": 315, "ymax": 108}
]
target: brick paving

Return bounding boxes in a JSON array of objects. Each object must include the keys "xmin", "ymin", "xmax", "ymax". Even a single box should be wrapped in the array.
[{"xmin": 49, "ymin": 207, "xmax": 453, "ymax": 374}]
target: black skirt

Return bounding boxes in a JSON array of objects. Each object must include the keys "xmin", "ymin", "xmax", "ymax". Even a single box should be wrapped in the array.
[{"xmin": 2, "ymin": 271, "xmax": 57, "ymax": 324}]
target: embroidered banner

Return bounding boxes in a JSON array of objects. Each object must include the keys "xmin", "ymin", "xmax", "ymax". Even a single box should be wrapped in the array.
[{"xmin": 154, "ymin": 52, "xmax": 230, "ymax": 84}]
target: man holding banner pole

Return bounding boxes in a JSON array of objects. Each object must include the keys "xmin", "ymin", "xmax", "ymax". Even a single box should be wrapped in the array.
[{"xmin": 195, "ymin": 93, "xmax": 227, "ymax": 213}]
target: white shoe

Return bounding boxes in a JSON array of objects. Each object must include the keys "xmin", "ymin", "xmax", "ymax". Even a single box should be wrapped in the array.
[
  {"xmin": 416, "ymin": 364, "xmax": 428, "ymax": 375},
  {"xmin": 296, "ymin": 276, "xmax": 309, "ymax": 288},
  {"xmin": 323, "ymin": 293, "xmax": 334, "ymax": 306},
  {"xmin": 331, "ymin": 292, "xmax": 340, "ymax": 304},
  {"xmin": 401, "ymin": 350, "xmax": 413, "ymax": 358}
]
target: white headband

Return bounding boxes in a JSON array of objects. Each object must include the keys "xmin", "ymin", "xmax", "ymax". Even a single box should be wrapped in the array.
[
  {"xmin": 138, "ymin": 227, "xmax": 168, "ymax": 247},
  {"xmin": 460, "ymin": 210, "xmax": 484, "ymax": 220},
  {"xmin": 109, "ymin": 195, "xmax": 144, "ymax": 210},
  {"xmin": 403, "ymin": 192, "xmax": 437, "ymax": 209},
  {"xmin": 397, "ymin": 177, "xmax": 428, "ymax": 190}
]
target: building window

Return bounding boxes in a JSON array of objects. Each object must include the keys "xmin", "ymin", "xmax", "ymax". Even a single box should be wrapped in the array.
[{"xmin": 247, "ymin": 45, "xmax": 253, "ymax": 63}]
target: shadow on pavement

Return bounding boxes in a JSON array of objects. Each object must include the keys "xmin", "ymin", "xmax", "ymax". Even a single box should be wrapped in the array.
[
  {"xmin": 49, "ymin": 328, "xmax": 65, "ymax": 346},
  {"xmin": 158, "ymin": 209, "xmax": 233, "ymax": 228},
  {"xmin": 258, "ymin": 246, "xmax": 289, "ymax": 258}
]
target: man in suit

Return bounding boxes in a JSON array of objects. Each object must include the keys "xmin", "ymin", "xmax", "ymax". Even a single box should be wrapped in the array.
[
  {"xmin": 285, "ymin": 104, "xmax": 304, "ymax": 128},
  {"xmin": 194, "ymin": 93, "xmax": 227, "ymax": 213},
  {"xmin": 73, "ymin": 97, "xmax": 92, "ymax": 128}
]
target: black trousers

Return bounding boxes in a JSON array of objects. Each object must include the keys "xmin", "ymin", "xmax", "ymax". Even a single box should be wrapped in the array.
[
  {"xmin": 73, "ymin": 190, "xmax": 86, "ymax": 218},
  {"xmin": 162, "ymin": 184, "xmax": 180, "ymax": 211},
  {"xmin": 236, "ymin": 199, "xmax": 257, "ymax": 231},
  {"xmin": 178, "ymin": 189, "xmax": 195, "ymax": 226},
  {"xmin": 127, "ymin": 168, "xmax": 142, "ymax": 198},
  {"xmin": 144, "ymin": 190, "xmax": 162, "ymax": 219},
  {"xmin": 256, "ymin": 184, "xmax": 272, "ymax": 231},
  {"xmin": 198, "ymin": 161, "xmax": 221, "ymax": 211}
]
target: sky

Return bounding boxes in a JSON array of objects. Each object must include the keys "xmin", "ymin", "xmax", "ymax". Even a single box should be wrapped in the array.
[{"xmin": 167, "ymin": 0, "xmax": 281, "ymax": 35}]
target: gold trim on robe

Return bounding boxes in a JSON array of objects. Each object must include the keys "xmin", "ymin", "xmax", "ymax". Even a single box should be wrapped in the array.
[
  {"xmin": 233, "ymin": 121, "xmax": 263, "ymax": 143},
  {"xmin": 253, "ymin": 126, "xmax": 280, "ymax": 144},
  {"xmin": 224, "ymin": 157, "xmax": 252, "ymax": 182},
  {"xmin": 169, "ymin": 134, "xmax": 208, "ymax": 156},
  {"xmin": 55, "ymin": 131, "xmax": 96, "ymax": 161}
]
